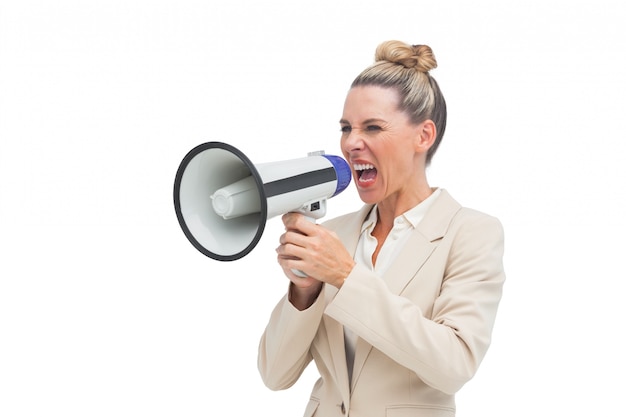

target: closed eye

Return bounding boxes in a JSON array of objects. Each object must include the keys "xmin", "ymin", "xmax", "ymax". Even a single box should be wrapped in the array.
[{"xmin": 339, "ymin": 123, "xmax": 383, "ymax": 134}]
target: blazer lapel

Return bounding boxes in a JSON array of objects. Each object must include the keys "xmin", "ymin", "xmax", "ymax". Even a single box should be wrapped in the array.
[
  {"xmin": 350, "ymin": 190, "xmax": 462, "ymax": 390},
  {"xmin": 381, "ymin": 231, "xmax": 435, "ymax": 295},
  {"xmin": 383, "ymin": 189, "xmax": 461, "ymax": 295}
]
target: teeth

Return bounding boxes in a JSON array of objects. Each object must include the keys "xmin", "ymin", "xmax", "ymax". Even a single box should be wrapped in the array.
[{"xmin": 353, "ymin": 163, "xmax": 374, "ymax": 171}]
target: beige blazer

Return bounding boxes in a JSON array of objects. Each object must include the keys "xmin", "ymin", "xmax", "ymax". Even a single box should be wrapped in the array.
[{"xmin": 258, "ymin": 190, "xmax": 505, "ymax": 417}]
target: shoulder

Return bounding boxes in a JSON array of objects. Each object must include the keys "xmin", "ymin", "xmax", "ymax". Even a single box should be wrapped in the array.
[
  {"xmin": 435, "ymin": 193, "xmax": 506, "ymax": 283},
  {"xmin": 440, "ymin": 198, "xmax": 505, "ymax": 261},
  {"xmin": 454, "ymin": 206, "xmax": 503, "ymax": 231},
  {"xmin": 436, "ymin": 189, "xmax": 503, "ymax": 233}
]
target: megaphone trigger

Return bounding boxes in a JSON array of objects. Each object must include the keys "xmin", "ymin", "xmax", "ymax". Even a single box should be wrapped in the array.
[{"xmin": 296, "ymin": 199, "xmax": 327, "ymax": 220}]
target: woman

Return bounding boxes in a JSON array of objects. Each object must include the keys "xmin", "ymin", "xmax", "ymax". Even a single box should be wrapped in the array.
[{"xmin": 258, "ymin": 40, "xmax": 505, "ymax": 417}]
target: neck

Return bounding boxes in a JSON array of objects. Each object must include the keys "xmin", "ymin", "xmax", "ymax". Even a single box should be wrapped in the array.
[{"xmin": 376, "ymin": 183, "xmax": 433, "ymax": 228}]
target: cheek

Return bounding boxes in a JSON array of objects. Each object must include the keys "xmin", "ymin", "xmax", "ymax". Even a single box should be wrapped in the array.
[
  {"xmin": 340, "ymin": 143, "xmax": 349, "ymax": 159},
  {"xmin": 382, "ymin": 149, "xmax": 414, "ymax": 177},
  {"xmin": 340, "ymin": 136, "xmax": 351, "ymax": 155}
]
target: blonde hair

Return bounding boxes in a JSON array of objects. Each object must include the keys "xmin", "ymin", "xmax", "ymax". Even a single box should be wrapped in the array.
[{"xmin": 351, "ymin": 40, "xmax": 447, "ymax": 165}]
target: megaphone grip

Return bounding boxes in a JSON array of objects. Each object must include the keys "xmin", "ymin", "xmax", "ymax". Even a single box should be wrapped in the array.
[{"xmin": 290, "ymin": 215, "xmax": 316, "ymax": 278}]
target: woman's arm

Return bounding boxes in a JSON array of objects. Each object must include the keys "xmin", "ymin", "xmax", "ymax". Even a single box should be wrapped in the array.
[{"xmin": 257, "ymin": 285, "xmax": 326, "ymax": 390}]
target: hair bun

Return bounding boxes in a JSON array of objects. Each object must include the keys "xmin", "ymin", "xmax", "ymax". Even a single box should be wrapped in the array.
[{"xmin": 374, "ymin": 40, "xmax": 437, "ymax": 73}]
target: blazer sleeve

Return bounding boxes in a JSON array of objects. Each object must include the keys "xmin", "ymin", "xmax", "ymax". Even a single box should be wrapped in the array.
[
  {"xmin": 325, "ymin": 209, "xmax": 505, "ymax": 395},
  {"xmin": 257, "ymin": 285, "xmax": 326, "ymax": 390}
]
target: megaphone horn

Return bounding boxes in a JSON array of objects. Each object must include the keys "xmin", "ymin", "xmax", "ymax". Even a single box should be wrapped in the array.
[{"xmin": 173, "ymin": 141, "xmax": 352, "ymax": 262}]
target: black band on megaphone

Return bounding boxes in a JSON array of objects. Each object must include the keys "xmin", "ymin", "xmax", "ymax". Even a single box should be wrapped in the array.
[{"xmin": 264, "ymin": 168, "xmax": 337, "ymax": 197}]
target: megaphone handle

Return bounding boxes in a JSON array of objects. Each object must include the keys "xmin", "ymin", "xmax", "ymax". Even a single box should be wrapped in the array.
[{"xmin": 291, "ymin": 215, "xmax": 315, "ymax": 278}]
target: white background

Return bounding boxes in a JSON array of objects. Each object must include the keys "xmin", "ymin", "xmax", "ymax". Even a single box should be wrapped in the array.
[{"xmin": 2, "ymin": 1, "xmax": 625, "ymax": 415}]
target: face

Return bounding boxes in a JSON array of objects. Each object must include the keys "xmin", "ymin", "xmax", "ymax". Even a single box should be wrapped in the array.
[{"xmin": 340, "ymin": 85, "xmax": 430, "ymax": 207}]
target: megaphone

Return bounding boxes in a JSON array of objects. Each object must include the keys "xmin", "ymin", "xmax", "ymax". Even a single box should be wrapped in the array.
[{"xmin": 173, "ymin": 141, "xmax": 352, "ymax": 262}]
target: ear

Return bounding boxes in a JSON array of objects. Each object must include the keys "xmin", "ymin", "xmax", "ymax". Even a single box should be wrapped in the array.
[{"xmin": 414, "ymin": 119, "xmax": 437, "ymax": 153}]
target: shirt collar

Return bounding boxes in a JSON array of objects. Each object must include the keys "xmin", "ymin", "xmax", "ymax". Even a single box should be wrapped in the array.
[{"xmin": 360, "ymin": 188, "xmax": 442, "ymax": 233}]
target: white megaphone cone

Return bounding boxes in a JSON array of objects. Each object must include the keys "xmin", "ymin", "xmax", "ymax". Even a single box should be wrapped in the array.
[{"xmin": 173, "ymin": 141, "xmax": 352, "ymax": 263}]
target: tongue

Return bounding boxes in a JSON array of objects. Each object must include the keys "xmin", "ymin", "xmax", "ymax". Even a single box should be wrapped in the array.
[{"xmin": 360, "ymin": 168, "xmax": 377, "ymax": 182}]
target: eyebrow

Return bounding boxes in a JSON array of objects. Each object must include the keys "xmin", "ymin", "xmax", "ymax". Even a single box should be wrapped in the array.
[{"xmin": 339, "ymin": 118, "xmax": 386, "ymax": 125}]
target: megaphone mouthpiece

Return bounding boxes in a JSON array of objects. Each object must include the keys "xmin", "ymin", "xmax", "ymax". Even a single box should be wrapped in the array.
[{"xmin": 321, "ymin": 154, "xmax": 352, "ymax": 197}]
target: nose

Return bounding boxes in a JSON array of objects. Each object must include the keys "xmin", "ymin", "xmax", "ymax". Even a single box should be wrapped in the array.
[{"xmin": 341, "ymin": 129, "xmax": 365, "ymax": 154}]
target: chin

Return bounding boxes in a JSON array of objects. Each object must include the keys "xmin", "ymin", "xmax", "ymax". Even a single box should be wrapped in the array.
[{"xmin": 356, "ymin": 187, "xmax": 381, "ymax": 205}]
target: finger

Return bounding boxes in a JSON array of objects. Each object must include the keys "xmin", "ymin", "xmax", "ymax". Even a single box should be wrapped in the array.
[
  {"xmin": 281, "ymin": 212, "xmax": 300, "ymax": 229},
  {"xmin": 277, "ymin": 253, "xmax": 309, "ymax": 280},
  {"xmin": 281, "ymin": 230, "xmax": 310, "ymax": 248},
  {"xmin": 283, "ymin": 258, "xmax": 309, "ymax": 280},
  {"xmin": 282, "ymin": 213, "xmax": 317, "ymax": 235},
  {"xmin": 276, "ymin": 242, "xmax": 309, "ymax": 264}
]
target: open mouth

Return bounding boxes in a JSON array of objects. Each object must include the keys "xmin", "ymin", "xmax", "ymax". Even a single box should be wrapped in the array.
[{"xmin": 354, "ymin": 163, "xmax": 377, "ymax": 183}]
